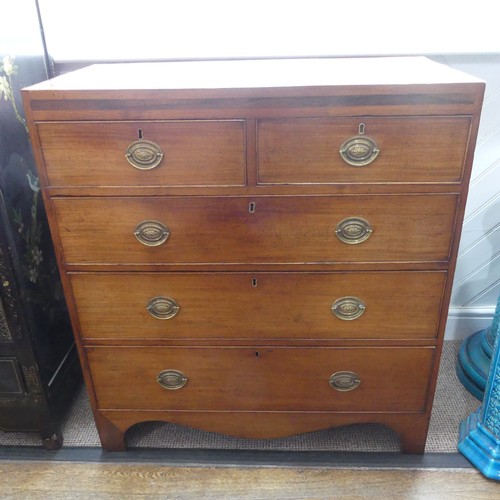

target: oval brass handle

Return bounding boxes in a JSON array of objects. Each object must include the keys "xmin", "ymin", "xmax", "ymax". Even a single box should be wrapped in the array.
[
  {"xmin": 329, "ymin": 371, "xmax": 361, "ymax": 392},
  {"xmin": 125, "ymin": 139, "xmax": 164, "ymax": 170},
  {"xmin": 147, "ymin": 296, "xmax": 180, "ymax": 320},
  {"xmin": 335, "ymin": 217, "xmax": 372, "ymax": 245},
  {"xmin": 331, "ymin": 296, "xmax": 366, "ymax": 321},
  {"xmin": 134, "ymin": 220, "xmax": 170, "ymax": 246},
  {"xmin": 157, "ymin": 369, "xmax": 188, "ymax": 390},
  {"xmin": 339, "ymin": 136, "xmax": 379, "ymax": 166}
]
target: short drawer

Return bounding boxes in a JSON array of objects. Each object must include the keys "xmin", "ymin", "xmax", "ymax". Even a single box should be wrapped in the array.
[
  {"xmin": 87, "ymin": 346, "xmax": 434, "ymax": 412},
  {"xmin": 71, "ymin": 271, "xmax": 446, "ymax": 341},
  {"xmin": 53, "ymin": 194, "xmax": 458, "ymax": 265},
  {"xmin": 37, "ymin": 120, "xmax": 246, "ymax": 187},
  {"xmin": 257, "ymin": 116, "xmax": 471, "ymax": 184}
]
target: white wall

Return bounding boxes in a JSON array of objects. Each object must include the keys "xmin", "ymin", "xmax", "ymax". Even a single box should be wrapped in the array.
[
  {"xmin": 37, "ymin": 0, "xmax": 500, "ymax": 61},
  {"xmin": 434, "ymin": 55, "xmax": 500, "ymax": 339}
]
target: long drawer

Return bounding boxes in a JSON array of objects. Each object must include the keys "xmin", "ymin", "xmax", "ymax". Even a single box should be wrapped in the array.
[
  {"xmin": 257, "ymin": 116, "xmax": 472, "ymax": 184},
  {"xmin": 71, "ymin": 271, "xmax": 446, "ymax": 340},
  {"xmin": 53, "ymin": 194, "xmax": 458, "ymax": 265},
  {"xmin": 87, "ymin": 346, "xmax": 434, "ymax": 412},
  {"xmin": 37, "ymin": 120, "xmax": 246, "ymax": 187}
]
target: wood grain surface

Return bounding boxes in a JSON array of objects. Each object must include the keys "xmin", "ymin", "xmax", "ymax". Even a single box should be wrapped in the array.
[
  {"xmin": 70, "ymin": 271, "xmax": 446, "ymax": 341},
  {"xmin": 1, "ymin": 461, "xmax": 498, "ymax": 499},
  {"xmin": 38, "ymin": 120, "xmax": 246, "ymax": 187},
  {"xmin": 87, "ymin": 346, "xmax": 434, "ymax": 413},
  {"xmin": 53, "ymin": 194, "xmax": 458, "ymax": 265},
  {"xmin": 257, "ymin": 115, "xmax": 471, "ymax": 184}
]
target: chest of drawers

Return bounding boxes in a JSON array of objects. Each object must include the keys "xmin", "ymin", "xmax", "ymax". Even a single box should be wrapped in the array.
[{"xmin": 22, "ymin": 57, "xmax": 484, "ymax": 453}]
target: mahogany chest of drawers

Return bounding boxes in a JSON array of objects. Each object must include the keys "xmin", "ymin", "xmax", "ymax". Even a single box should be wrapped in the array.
[{"xmin": 22, "ymin": 57, "xmax": 484, "ymax": 453}]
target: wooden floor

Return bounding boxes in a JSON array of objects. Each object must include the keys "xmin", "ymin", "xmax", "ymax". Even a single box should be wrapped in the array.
[{"xmin": 2, "ymin": 460, "xmax": 499, "ymax": 499}]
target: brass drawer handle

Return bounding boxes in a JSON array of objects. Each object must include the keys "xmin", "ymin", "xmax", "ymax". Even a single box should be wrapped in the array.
[
  {"xmin": 335, "ymin": 217, "xmax": 372, "ymax": 244},
  {"xmin": 339, "ymin": 135, "xmax": 379, "ymax": 166},
  {"xmin": 157, "ymin": 369, "xmax": 188, "ymax": 390},
  {"xmin": 125, "ymin": 139, "xmax": 164, "ymax": 170},
  {"xmin": 331, "ymin": 296, "xmax": 366, "ymax": 321},
  {"xmin": 329, "ymin": 371, "xmax": 361, "ymax": 392},
  {"xmin": 147, "ymin": 296, "xmax": 180, "ymax": 320},
  {"xmin": 134, "ymin": 220, "xmax": 170, "ymax": 246}
]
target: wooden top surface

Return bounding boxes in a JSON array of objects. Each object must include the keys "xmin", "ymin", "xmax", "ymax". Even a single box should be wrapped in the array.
[{"xmin": 23, "ymin": 57, "xmax": 482, "ymax": 93}]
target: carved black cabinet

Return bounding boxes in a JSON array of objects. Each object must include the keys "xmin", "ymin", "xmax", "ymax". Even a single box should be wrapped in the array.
[
  {"xmin": 0, "ymin": 189, "xmax": 81, "ymax": 448},
  {"xmin": 0, "ymin": 16, "xmax": 82, "ymax": 448}
]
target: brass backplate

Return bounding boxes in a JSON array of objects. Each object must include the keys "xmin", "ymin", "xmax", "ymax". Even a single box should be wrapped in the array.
[
  {"xmin": 156, "ymin": 369, "xmax": 188, "ymax": 390},
  {"xmin": 329, "ymin": 371, "xmax": 361, "ymax": 392},
  {"xmin": 331, "ymin": 296, "xmax": 366, "ymax": 321},
  {"xmin": 134, "ymin": 220, "xmax": 170, "ymax": 247},
  {"xmin": 125, "ymin": 139, "xmax": 164, "ymax": 170},
  {"xmin": 147, "ymin": 296, "xmax": 180, "ymax": 320},
  {"xmin": 339, "ymin": 135, "xmax": 379, "ymax": 166},
  {"xmin": 335, "ymin": 217, "xmax": 373, "ymax": 245}
]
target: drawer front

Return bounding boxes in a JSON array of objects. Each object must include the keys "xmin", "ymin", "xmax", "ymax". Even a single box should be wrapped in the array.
[
  {"xmin": 257, "ymin": 116, "xmax": 471, "ymax": 184},
  {"xmin": 87, "ymin": 346, "xmax": 434, "ymax": 412},
  {"xmin": 37, "ymin": 120, "xmax": 246, "ymax": 187},
  {"xmin": 53, "ymin": 194, "xmax": 458, "ymax": 265},
  {"xmin": 71, "ymin": 271, "xmax": 446, "ymax": 340}
]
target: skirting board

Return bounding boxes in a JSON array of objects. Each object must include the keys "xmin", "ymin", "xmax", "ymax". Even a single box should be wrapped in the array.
[{"xmin": 445, "ymin": 307, "xmax": 495, "ymax": 340}]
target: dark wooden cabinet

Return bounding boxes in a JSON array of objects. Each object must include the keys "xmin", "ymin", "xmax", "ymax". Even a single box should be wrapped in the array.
[
  {"xmin": 0, "ymin": 51, "xmax": 81, "ymax": 448},
  {"xmin": 0, "ymin": 186, "xmax": 81, "ymax": 448}
]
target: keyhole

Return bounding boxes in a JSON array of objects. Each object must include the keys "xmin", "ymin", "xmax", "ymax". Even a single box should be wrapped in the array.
[
  {"xmin": 249, "ymin": 202, "xmax": 256, "ymax": 214},
  {"xmin": 251, "ymin": 278, "xmax": 258, "ymax": 287},
  {"xmin": 358, "ymin": 123, "xmax": 366, "ymax": 135},
  {"xmin": 137, "ymin": 128, "xmax": 144, "ymax": 139},
  {"xmin": 255, "ymin": 351, "xmax": 260, "ymax": 357}
]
